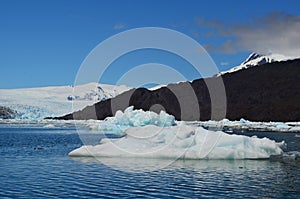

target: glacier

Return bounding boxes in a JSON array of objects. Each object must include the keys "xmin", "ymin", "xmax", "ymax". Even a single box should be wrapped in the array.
[{"xmin": 0, "ymin": 82, "xmax": 130, "ymax": 120}]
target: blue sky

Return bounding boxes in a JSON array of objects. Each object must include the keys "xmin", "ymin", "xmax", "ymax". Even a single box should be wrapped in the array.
[{"xmin": 0, "ymin": 0, "xmax": 299, "ymax": 88}]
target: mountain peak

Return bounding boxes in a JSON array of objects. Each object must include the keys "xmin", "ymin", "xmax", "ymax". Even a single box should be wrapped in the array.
[
  {"xmin": 217, "ymin": 52, "xmax": 295, "ymax": 76},
  {"xmin": 242, "ymin": 52, "xmax": 262, "ymax": 64}
]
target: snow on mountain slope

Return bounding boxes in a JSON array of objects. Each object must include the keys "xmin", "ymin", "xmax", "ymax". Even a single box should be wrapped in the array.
[
  {"xmin": 0, "ymin": 83, "xmax": 131, "ymax": 120},
  {"xmin": 217, "ymin": 53, "xmax": 296, "ymax": 76}
]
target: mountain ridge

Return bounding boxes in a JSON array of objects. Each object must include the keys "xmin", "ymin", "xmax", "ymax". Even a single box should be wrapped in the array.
[{"xmin": 55, "ymin": 58, "xmax": 300, "ymax": 122}]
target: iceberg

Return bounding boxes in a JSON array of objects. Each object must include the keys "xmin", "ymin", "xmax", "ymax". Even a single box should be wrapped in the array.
[
  {"xmin": 70, "ymin": 124, "xmax": 284, "ymax": 160},
  {"xmin": 71, "ymin": 108, "xmax": 285, "ymax": 160},
  {"xmin": 90, "ymin": 106, "xmax": 176, "ymax": 133}
]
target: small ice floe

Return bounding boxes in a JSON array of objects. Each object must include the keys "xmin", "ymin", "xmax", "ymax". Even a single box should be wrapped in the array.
[
  {"xmin": 270, "ymin": 151, "xmax": 300, "ymax": 162},
  {"xmin": 43, "ymin": 124, "xmax": 56, "ymax": 128},
  {"xmin": 187, "ymin": 119, "xmax": 300, "ymax": 133}
]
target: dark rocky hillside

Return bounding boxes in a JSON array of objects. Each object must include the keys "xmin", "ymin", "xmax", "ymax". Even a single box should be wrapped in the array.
[
  {"xmin": 52, "ymin": 59, "xmax": 300, "ymax": 122},
  {"xmin": 0, "ymin": 106, "xmax": 17, "ymax": 119}
]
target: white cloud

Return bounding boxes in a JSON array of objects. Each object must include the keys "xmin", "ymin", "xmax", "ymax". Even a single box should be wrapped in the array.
[{"xmin": 197, "ymin": 12, "xmax": 300, "ymax": 57}]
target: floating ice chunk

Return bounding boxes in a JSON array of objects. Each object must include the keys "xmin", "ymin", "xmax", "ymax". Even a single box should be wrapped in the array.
[
  {"xmin": 239, "ymin": 118, "xmax": 246, "ymax": 123},
  {"xmin": 98, "ymin": 106, "xmax": 176, "ymax": 133},
  {"xmin": 270, "ymin": 151, "xmax": 300, "ymax": 162},
  {"xmin": 43, "ymin": 124, "xmax": 56, "ymax": 128},
  {"xmin": 186, "ymin": 119, "xmax": 300, "ymax": 133},
  {"xmin": 69, "ymin": 124, "xmax": 284, "ymax": 160},
  {"xmin": 275, "ymin": 123, "xmax": 290, "ymax": 129}
]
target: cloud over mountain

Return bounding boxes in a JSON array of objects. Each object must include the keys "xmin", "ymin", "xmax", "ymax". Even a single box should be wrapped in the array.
[{"xmin": 197, "ymin": 12, "xmax": 300, "ymax": 57}]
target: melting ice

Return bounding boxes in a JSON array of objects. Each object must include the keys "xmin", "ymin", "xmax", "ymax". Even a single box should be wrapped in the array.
[
  {"xmin": 89, "ymin": 106, "xmax": 176, "ymax": 133},
  {"xmin": 70, "ymin": 107, "xmax": 284, "ymax": 160}
]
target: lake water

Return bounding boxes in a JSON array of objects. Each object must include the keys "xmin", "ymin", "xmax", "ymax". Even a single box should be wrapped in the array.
[{"xmin": 0, "ymin": 124, "xmax": 299, "ymax": 198}]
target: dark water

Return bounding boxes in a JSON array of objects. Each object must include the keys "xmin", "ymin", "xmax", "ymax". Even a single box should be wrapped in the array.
[{"xmin": 0, "ymin": 125, "xmax": 299, "ymax": 198}]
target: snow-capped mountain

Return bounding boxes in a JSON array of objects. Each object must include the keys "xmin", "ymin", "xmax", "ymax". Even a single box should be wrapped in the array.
[
  {"xmin": 217, "ymin": 53, "xmax": 296, "ymax": 76},
  {"xmin": 0, "ymin": 83, "xmax": 131, "ymax": 120},
  {"xmin": 58, "ymin": 58, "xmax": 300, "ymax": 122}
]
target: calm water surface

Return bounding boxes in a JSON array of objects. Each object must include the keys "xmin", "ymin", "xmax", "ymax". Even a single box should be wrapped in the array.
[{"xmin": 0, "ymin": 125, "xmax": 299, "ymax": 198}]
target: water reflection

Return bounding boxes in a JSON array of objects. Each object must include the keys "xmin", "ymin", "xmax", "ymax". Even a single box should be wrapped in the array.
[
  {"xmin": 70, "ymin": 156, "xmax": 300, "ymax": 197},
  {"xmin": 70, "ymin": 156, "xmax": 277, "ymax": 173}
]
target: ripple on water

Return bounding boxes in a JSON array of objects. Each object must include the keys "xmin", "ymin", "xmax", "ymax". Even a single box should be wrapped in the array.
[{"xmin": 0, "ymin": 128, "xmax": 300, "ymax": 198}]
